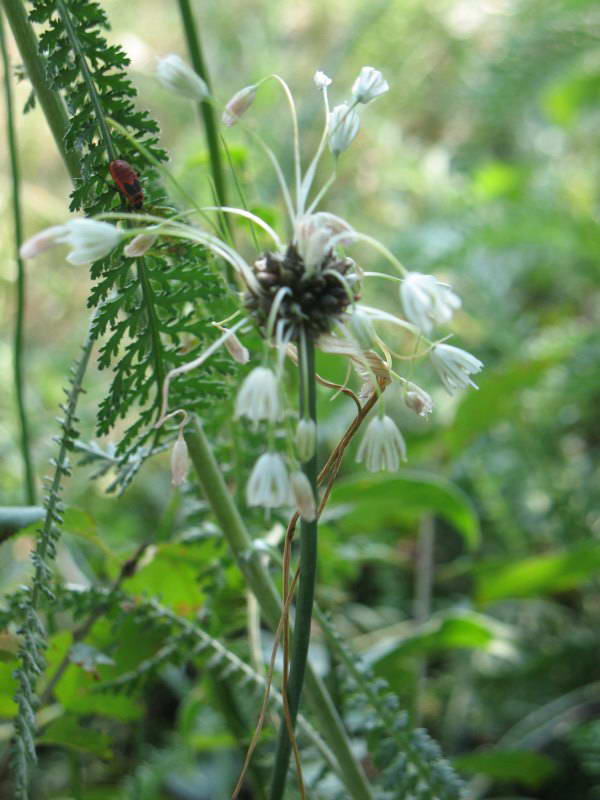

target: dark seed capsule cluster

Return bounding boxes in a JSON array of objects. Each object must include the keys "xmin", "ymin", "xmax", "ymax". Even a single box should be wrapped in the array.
[{"xmin": 244, "ymin": 244, "xmax": 360, "ymax": 342}]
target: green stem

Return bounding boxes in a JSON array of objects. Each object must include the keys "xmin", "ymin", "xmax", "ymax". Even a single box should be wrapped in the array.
[
  {"xmin": 185, "ymin": 419, "xmax": 374, "ymax": 800},
  {"xmin": 1, "ymin": 13, "xmax": 36, "ymax": 504},
  {"xmin": 55, "ymin": 0, "xmax": 116, "ymax": 161},
  {"xmin": 269, "ymin": 335, "xmax": 318, "ymax": 799},
  {"xmin": 0, "ymin": 0, "xmax": 79, "ymax": 181},
  {"xmin": 175, "ymin": 0, "xmax": 228, "ymax": 224}
]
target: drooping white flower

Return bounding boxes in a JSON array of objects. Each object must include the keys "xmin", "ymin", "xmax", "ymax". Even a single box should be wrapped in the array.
[
  {"xmin": 222, "ymin": 84, "xmax": 257, "ymax": 126},
  {"xmin": 170, "ymin": 431, "xmax": 189, "ymax": 487},
  {"xmin": 246, "ymin": 452, "xmax": 292, "ymax": 509},
  {"xmin": 351, "ymin": 66, "xmax": 389, "ymax": 105},
  {"xmin": 291, "ymin": 471, "xmax": 317, "ymax": 521},
  {"xmin": 295, "ymin": 418, "xmax": 316, "ymax": 462},
  {"xmin": 20, "ymin": 225, "xmax": 67, "ymax": 259},
  {"xmin": 400, "ymin": 272, "xmax": 461, "ymax": 335},
  {"xmin": 356, "ymin": 415, "xmax": 407, "ymax": 472},
  {"xmin": 156, "ymin": 54, "xmax": 209, "ymax": 101},
  {"xmin": 313, "ymin": 70, "xmax": 332, "ymax": 90},
  {"xmin": 124, "ymin": 231, "xmax": 157, "ymax": 257},
  {"xmin": 430, "ymin": 343, "xmax": 483, "ymax": 394},
  {"xmin": 21, "ymin": 219, "xmax": 121, "ymax": 265},
  {"xmin": 404, "ymin": 382, "xmax": 433, "ymax": 417},
  {"xmin": 329, "ymin": 103, "xmax": 360, "ymax": 156},
  {"xmin": 234, "ymin": 366, "xmax": 281, "ymax": 426}
]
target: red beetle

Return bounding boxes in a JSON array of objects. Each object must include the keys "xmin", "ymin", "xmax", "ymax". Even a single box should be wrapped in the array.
[{"xmin": 108, "ymin": 159, "xmax": 144, "ymax": 210}]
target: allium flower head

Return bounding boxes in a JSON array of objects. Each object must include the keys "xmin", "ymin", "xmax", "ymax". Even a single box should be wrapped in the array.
[
  {"xmin": 156, "ymin": 54, "xmax": 209, "ymax": 101},
  {"xmin": 356, "ymin": 415, "xmax": 407, "ymax": 472},
  {"xmin": 246, "ymin": 452, "xmax": 292, "ymax": 509},
  {"xmin": 313, "ymin": 70, "xmax": 332, "ymax": 89},
  {"xmin": 235, "ymin": 367, "xmax": 281, "ymax": 426},
  {"xmin": 400, "ymin": 272, "xmax": 461, "ymax": 335},
  {"xmin": 351, "ymin": 66, "xmax": 389, "ymax": 104},
  {"xmin": 430, "ymin": 343, "xmax": 483, "ymax": 394},
  {"xmin": 329, "ymin": 103, "xmax": 360, "ymax": 156}
]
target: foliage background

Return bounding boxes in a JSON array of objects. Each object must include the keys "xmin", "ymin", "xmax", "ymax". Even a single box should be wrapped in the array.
[{"xmin": 1, "ymin": 0, "xmax": 599, "ymax": 797}]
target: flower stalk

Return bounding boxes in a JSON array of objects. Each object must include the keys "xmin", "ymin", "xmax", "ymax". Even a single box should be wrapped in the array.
[{"xmin": 269, "ymin": 335, "xmax": 319, "ymax": 800}]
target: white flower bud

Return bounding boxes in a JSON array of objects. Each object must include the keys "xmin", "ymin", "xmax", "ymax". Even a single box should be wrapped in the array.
[
  {"xmin": 222, "ymin": 84, "xmax": 257, "ymax": 127},
  {"xmin": 170, "ymin": 432, "xmax": 189, "ymax": 487},
  {"xmin": 404, "ymin": 382, "xmax": 433, "ymax": 417},
  {"xmin": 124, "ymin": 231, "xmax": 157, "ymax": 257},
  {"xmin": 246, "ymin": 452, "xmax": 292, "ymax": 509},
  {"xmin": 295, "ymin": 418, "xmax": 316, "ymax": 462},
  {"xmin": 328, "ymin": 103, "xmax": 360, "ymax": 156},
  {"xmin": 314, "ymin": 70, "xmax": 332, "ymax": 89},
  {"xmin": 156, "ymin": 54, "xmax": 209, "ymax": 101},
  {"xmin": 291, "ymin": 471, "xmax": 317, "ymax": 522},
  {"xmin": 20, "ymin": 225, "xmax": 67, "ymax": 259},
  {"xmin": 356, "ymin": 415, "xmax": 407, "ymax": 472},
  {"xmin": 430, "ymin": 343, "xmax": 483, "ymax": 394},
  {"xmin": 351, "ymin": 66, "xmax": 389, "ymax": 105},
  {"xmin": 223, "ymin": 330, "xmax": 250, "ymax": 364}
]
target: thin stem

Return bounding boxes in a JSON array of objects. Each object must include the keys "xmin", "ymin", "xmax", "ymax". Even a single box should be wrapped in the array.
[
  {"xmin": 185, "ymin": 419, "xmax": 374, "ymax": 800},
  {"xmin": 175, "ymin": 0, "xmax": 229, "ymax": 235},
  {"xmin": 413, "ymin": 514, "xmax": 434, "ymax": 724},
  {"xmin": 54, "ymin": 0, "xmax": 115, "ymax": 161},
  {"xmin": 269, "ymin": 74, "xmax": 302, "ymax": 216},
  {"xmin": 1, "ymin": 13, "xmax": 36, "ymax": 504},
  {"xmin": 269, "ymin": 334, "xmax": 318, "ymax": 800},
  {"xmin": 0, "ymin": 0, "xmax": 79, "ymax": 181}
]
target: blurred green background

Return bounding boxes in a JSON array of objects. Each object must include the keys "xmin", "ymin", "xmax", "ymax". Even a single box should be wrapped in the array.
[{"xmin": 1, "ymin": 0, "xmax": 600, "ymax": 797}]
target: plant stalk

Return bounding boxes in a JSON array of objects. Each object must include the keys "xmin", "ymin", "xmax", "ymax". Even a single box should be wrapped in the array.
[
  {"xmin": 185, "ymin": 419, "xmax": 374, "ymax": 800},
  {"xmin": 269, "ymin": 336, "xmax": 318, "ymax": 799},
  {"xmin": 0, "ymin": 0, "xmax": 79, "ymax": 181},
  {"xmin": 1, "ymin": 12, "xmax": 36, "ymax": 504}
]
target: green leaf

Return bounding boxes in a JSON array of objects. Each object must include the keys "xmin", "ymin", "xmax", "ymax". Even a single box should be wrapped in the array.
[
  {"xmin": 475, "ymin": 543, "xmax": 600, "ymax": 605},
  {"xmin": 37, "ymin": 714, "xmax": 112, "ymax": 759},
  {"xmin": 453, "ymin": 749, "xmax": 555, "ymax": 788},
  {"xmin": 330, "ymin": 472, "xmax": 480, "ymax": 549},
  {"xmin": 123, "ymin": 543, "xmax": 206, "ymax": 613},
  {"xmin": 0, "ymin": 662, "xmax": 18, "ymax": 716}
]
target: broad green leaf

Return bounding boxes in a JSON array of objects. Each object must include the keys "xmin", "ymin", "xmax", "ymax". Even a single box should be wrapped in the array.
[
  {"xmin": 123, "ymin": 543, "xmax": 206, "ymax": 613},
  {"xmin": 330, "ymin": 473, "xmax": 480, "ymax": 549},
  {"xmin": 453, "ymin": 749, "xmax": 555, "ymax": 788},
  {"xmin": 475, "ymin": 543, "xmax": 600, "ymax": 605},
  {"xmin": 37, "ymin": 714, "xmax": 112, "ymax": 759}
]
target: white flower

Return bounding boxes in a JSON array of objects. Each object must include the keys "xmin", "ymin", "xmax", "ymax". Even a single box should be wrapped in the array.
[
  {"xmin": 20, "ymin": 225, "xmax": 67, "ymax": 259},
  {"xmin": 400, "ymin": 272, "xmax": 461, "ymax": 335},
  {"xmin": 156, "ymin": 54, "xmax": 209, "ymax": 101},
  {"xmin": 246, "ymin": 452, "xmax": 292, "ymax": 509},
  {"xmin": 329, "ymin": 103, "xmax": 360, "ymax": 156},
  {"xmin": 20, "ymin": 219, "xmax": 121, "ymax": 264},
  {"xmin": 430, "ymin": 343, "xmax": 483, "ymax": 394},
  {"xmin": 295, "ymin": 214, "xmax": 334, "ymax": 270},
  {"xmin": 404, "ymin": 382, "xmax": 433, "ymax": 417},
  {"xmin": 356, "ymin": 415, "xmax": 407, "ymax": 472},
  {"xmin": 222, "ymin": 84, "xmax": 257, "ymax": 126},
  {"xmin": 295, "ymin": 418, "xmax": 316, "ymax": 462},
  {"xmin": 314, "ymin": 70, "xmax": 332, "ymax": 89},
  {"xmin": 351, "ymin": 66, "xmax": 389, "ymax": 104},
  {"xmin": 234, "ymin": 366, "xmax": 281, "ymax": 426},
  {"xmin": 124, "ymin": 231, "xmax": 157, "ymax": 257},
  {"xmin": 291, "ymin": 471, "xmax": 317, "ymax": 521},
  {"xmin": 170, "ymin": 432, "xmax": 189, "ymax": 487}
]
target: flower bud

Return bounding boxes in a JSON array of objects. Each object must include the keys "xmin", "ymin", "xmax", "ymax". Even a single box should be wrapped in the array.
[
  {"xmin": 351, "ymin": 66, "xmax": 389, "ymax": 105},
  {"xmin": 170, "ymin": 432, "xmax": 189, "ymax": 487},
  {"xmin": 404, "ymin": 382, "xmax": 433, "ymax": 417},
  {"xmin": 156, "ymin": 54, "xmax": 209, "ymax": 101},
  {"xmin": 295, "ymin": 418, "xmax": 316, "ymax": 462},
  {"xmin": 223, "ymin": 330, "xmax": 250, "ymax": 364},
  {"xmin": 313, "ymin": 70, "xmax": 332, "ymax": 89},
  {"xmin": 348, "ymin": 307, "xmax": 378, "ymax": 350},
  {"xmin": 222, "ymin": 84, "xmax": 257, "ymax": 127},
  {"xmin": 124, "ymin": 231, "xmax": 157, "ymax": 257},
  {"xmin": 291, "ymin": 471, "xmax": 317, "ymax": 522},
  {"xmin": 20, "ymin": 225, "xmax": 66, "ymax": 259},
  {"xmin": 329, "ymin": 103, "xmax": 360, "ymax": 156}
]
